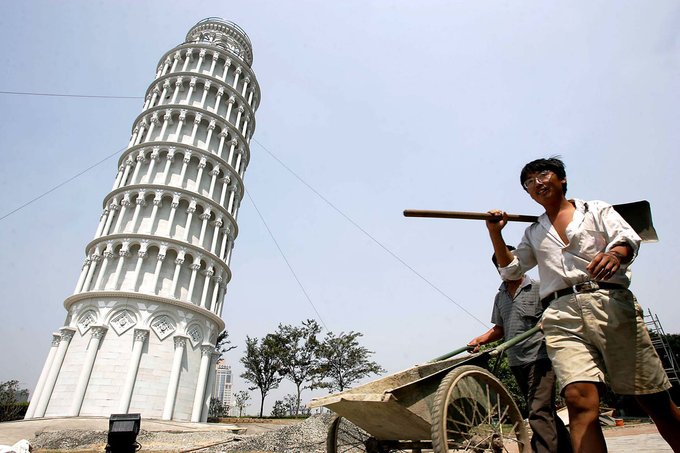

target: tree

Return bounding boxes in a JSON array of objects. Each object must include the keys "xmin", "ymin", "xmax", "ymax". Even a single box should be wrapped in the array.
[
  {"xmin": 0, "ymin": 380, "xmax": 28, "ymax": 422},
  {"xmin": 240, "ymin": 335, "xmax": 284, "ymax": 417},
  {"xmin": 215, "ymin": 329, "xmax": 237, "ymax": 356},
  {"xmin": 272, "ymin": 319, "xmax": 321, "ymax": 415},
  {"xmin": 313, "ymin": 331, "xmax": 385, "ymax": 392},
  {"xmin": 283, "ymin": 393, "xmax": 298, "ymax": 416},
  {"xmin": 271, "ymin": 400, "xmax": 286, "ymax": 417},
  {"xmin": 233, "ymin": 390, "xmax": 251, "ymax": 417},
  {"xmin": 208, "ymin": 396, "xmax": 229, "ymax": 418}
]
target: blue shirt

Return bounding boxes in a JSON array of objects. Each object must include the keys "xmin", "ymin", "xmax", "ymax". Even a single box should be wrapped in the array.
[{"xmin": 491, "ymin": 276, "xmax": 548, "ymax": 367}]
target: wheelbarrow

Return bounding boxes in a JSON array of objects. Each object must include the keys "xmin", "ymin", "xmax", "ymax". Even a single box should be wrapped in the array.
[{"xmin": 309, "ymin": 326, "xmax": 541, "ymax": 453}]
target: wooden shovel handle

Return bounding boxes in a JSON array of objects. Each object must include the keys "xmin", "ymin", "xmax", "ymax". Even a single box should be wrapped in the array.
[{"xmin": 403, "ymin": 209, "xmax": 538, "ymax": 223}]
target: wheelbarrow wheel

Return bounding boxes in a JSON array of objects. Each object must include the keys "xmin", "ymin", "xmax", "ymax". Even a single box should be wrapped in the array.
[
  {"xmin": 327, "ymin": 415, "xmax": 414, "ymax": 453},
  {"xmin": 327, "ymin": 415, "xmax": 373, "ymax": 453},
  {"xmin": 431, "ymin": 365, "xmax": 529, "ymax": 453}
]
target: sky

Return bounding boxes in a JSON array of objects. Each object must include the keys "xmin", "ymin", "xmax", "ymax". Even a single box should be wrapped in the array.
[{"xmin": 1, "ymin": 1, "xmax": 679, "ymax": 416}]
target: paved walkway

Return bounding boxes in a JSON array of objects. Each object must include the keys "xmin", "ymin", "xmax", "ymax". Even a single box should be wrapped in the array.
[{"xmin": 603, "ymin": 423, "xmax": 671, "ymax": 452}]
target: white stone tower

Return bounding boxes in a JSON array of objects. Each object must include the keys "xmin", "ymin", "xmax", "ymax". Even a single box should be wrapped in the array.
[{"xmin": 26, "ymin": 18, "xmax": 260, "ymax": 422}]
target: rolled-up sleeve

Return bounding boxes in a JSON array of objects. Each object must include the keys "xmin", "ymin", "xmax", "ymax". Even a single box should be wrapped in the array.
[
  {"xmin": 599, "ymin": 202, "xmax": 641, "ymax": 263},
  {"xmin": 499, "ymin": 230, "xmax": 538, "ymax": 281}
]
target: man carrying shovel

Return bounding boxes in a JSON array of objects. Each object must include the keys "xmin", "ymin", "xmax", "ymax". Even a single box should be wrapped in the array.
[{"xmin": 486, "ymin": 157, "xmax": 680, "ymax": 452}]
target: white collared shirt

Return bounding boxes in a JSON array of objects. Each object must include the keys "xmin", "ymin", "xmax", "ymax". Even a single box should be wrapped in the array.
[{"xmin": 499, "ymin": 199, "xmax": 641, "ymax": 299}]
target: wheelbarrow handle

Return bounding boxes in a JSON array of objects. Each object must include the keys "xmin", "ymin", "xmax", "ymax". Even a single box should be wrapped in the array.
[
  {"xmin": 489, "ymin": 325, "xmax": 542, "ymax": 357},
  {"xmin": 429, "ymin": 345, "xmax": 474, "ymax": 363},
  {"xmin": 428, "ymin": 325, "xmax": 542, "ymax": 363}
]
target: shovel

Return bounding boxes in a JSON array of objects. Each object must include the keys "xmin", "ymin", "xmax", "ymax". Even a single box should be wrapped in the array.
[{"xmin": 404, "ymin": 200, "xmax": 658, "ymax": 242}]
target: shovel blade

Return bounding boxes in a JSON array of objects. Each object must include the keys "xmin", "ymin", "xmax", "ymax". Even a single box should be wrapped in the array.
[{"xmin": 613, "ymin": 200, "xmax": 658, "ymax": 243}]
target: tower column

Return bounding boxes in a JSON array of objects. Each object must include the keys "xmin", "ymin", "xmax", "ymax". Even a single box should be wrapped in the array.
[
  {"xmin": 226, "ymin": 138, "xmax": 237, "ymax": 167},
  {"xmin": 166, "ymin": 193, "xmax": 181, "ymax": 238},
  {"xmin": 191, "ymin": 344, "xmax": 214, "ymax": 422},
  {"xmin": 34, "ymin": 327, "xmax": 76, "ymax": 417},
  {"xmin": 144, "ymin": 147, "xmax": 162, "ymax": 183},
  {"xmin": 81, "ymin": 253, "xmax": 101, "ymax": 292},
  {"xmin": 195, "ymin": 157, "xmax": 208, "ymax": 192},
  {"xmin": 186, "ymin": 258, "xmax": 202, "ymax": 303},
  {"xmin": 209, "ymin": 275, "xmax": 223, "ymax": 311},
  {"xmin": 129, "ymin": 243, "xmax": 149, "ymax": 291},
  {"xmin": 169, "ymin": 251, "xmax": 186, "ymax": 297},
  {"xmin": 102, "ymin": 197, "xmax": 120, "ymax": 236},
  {"xmin": 25, "ymin": 334, "xmax": 61, "ymax": 419},
  {"xmin": 162, "ymin": 336, "xmax": 188, "ymax": 420},
  {"xmin": 69, "ymin": 326, "xmax": 107, "ymax": 416},
  {"xmin": 199, "ymin": 266, "xmax": 214, "ymax": 308},
  {"xmin": 201, "ymin": 352, "xmax": 221, "ymax": 422},
  {"xmin": 161, "ymin": 148, "xmax": 176, "ymax": 184},
  {"xmin": 112, "ymin": 165, "xmax": 125, "ymax": 190},
  {"xmin": 118, "ymin": 329, "xmax": 149, "ymax": 413},
  {"xmin": 94, "ymin": 208, "xmax": 110, "ymax": 238},
  {"xmin": 209, "ymin": 218, "xmax": 223, "ymax": 255},
  {"xmin": 74, "ymin": 257, "xmax": 91, "ymax": 294},
  {"xmin": 150, "ymin": 244, "xmax": 167, "ymax": 294},
  {"xmin": 146, "ymin": 191, "xmax": 163, "ymax": 234},
  {"xmin": 94, "ymin": 245, "xmax": 115, "ymax": 290},
  {"xmin": 113, "ymin": 193, "xmax": 132, "ymax": 233},
  {"xmin": 129, "ymin": 191, "xmax": 147, "ymax": 231},
  {"xmin": 110, "ymin": 244, "xmax": 131, "ymax": 290}
]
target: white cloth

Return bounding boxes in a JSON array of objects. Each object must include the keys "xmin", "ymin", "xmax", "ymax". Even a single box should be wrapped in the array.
[
  {"xmin": 499, "ymin": 199, "xmax": 641, "ymax": 299},
  {"xmin": 0, "ymin": 440, "xmax": 31, "ymax": 453}
]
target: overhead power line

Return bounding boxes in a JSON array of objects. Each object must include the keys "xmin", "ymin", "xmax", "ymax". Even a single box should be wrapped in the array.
[
  {"xmin": 245, "ymin": 189, "xmax": 329, "ymax": 331},
  {"xmin": 0, "ymin": 90, "xmax": 142, "ymax": 100},
  {"xmin": 0, "ymin": 147, "xmax": 125, "ymax": 223},
  {"xmin": 0, "ymin": 88, "xmax": 488, "ymax": 328},
  {"xmin": 252, "ymin": 139, "xmax": 489, "ymax": 328}
]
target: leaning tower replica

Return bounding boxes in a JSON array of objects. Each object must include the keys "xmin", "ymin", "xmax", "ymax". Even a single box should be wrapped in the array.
[{"xmin": 25, "ymin": 18, "xmax": 260, "ymax": 422}]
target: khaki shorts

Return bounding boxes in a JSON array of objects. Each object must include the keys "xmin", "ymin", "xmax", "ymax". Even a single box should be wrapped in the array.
[{"xmin": 541, "ymin": 288, "xmax": 671, "ymax": 395}]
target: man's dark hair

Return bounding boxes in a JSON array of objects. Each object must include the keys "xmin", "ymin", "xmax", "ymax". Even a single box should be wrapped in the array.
[
  {"xmin": 492, "ymin": 245, "xmax": 516, "ymax": 268},
  {"xmin": 520, "ymin": 157, "xmax": 567, "ymax": 194}
]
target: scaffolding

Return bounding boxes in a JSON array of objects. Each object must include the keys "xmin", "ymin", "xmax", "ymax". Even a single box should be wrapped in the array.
[{"xmin": 645, "ymin": 309, "xmax": 680, "ymax": 385}]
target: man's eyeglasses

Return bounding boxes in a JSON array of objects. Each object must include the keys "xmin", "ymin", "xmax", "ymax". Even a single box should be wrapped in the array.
[{"xmin": 523, "ymin": 170, "xmax": 552, "ymax": 190}]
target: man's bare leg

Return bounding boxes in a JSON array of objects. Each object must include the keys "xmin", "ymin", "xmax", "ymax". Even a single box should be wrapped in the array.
[
  {"xmin": 563, "ymin": 382, "xmax": 606, "ymax": 453},
  {"xmin": 635, "ymin": 391, "xmax": 680, "ymax": 452}
]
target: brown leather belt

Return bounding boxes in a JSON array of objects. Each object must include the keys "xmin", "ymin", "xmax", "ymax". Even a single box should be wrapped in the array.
[{"xmin": 541, "ymin": 281, "xmax": 624, "ymax": 308}]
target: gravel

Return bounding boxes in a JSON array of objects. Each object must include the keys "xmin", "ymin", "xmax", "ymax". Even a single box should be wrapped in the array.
[
  {"xmin": 31, "ymin": 415, "xmax": 335, "ymax": 452},
  {"xmin": 215, "ymin": 414, "xmax": 333, "ymax": 453}
]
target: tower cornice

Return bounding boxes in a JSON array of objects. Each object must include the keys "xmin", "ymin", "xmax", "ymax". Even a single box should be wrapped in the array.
[
  {"xmin": 185, "ymin": 19, "xmax": 253, "ymax": 67},
  {"xmin": 83, "ymin": 233, "xmax": 233, "ymax": 284},
  {"xmin": 63, "ymin": 292, "xmax": 225, "ymax": 331}
]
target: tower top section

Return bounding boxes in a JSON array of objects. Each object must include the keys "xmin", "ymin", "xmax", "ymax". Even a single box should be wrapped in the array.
[{"xmin": 186, "ymin": 17, "xmax": 254, "ymax": 67}]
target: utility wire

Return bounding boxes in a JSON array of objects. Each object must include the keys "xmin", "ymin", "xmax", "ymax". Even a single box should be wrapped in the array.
[
  {"xmin": 0, "ymin": 90, "xmax": 142, "ymax": 100},
  {"xmin": 0, "ymin": 88, "xmax": 487, "ymax": 328},
  {"xmin": 245, "ymin": 189, "xmax": 329, "ymax": 331},
  {"xmin": 0, "ymin": 147, "xmax": 126, "ymax": 222},
  {"xmin": 252, "ymin": 138, "xmax": 489, "ymax": 328}
]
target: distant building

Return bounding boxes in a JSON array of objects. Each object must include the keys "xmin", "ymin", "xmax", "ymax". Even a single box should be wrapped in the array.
[
  {"xmin": 212, "ymin": 359, "xmax": 233, "ymax": 412},
  {"xmin": 25, "ymin": 17, "xmax": 260, "ymax": 422}
]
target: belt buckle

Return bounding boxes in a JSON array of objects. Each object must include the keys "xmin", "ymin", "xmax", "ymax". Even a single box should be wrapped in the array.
[{"xmin": 573, "ymin": 281, "xmax": 599, "ymax": 293}]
